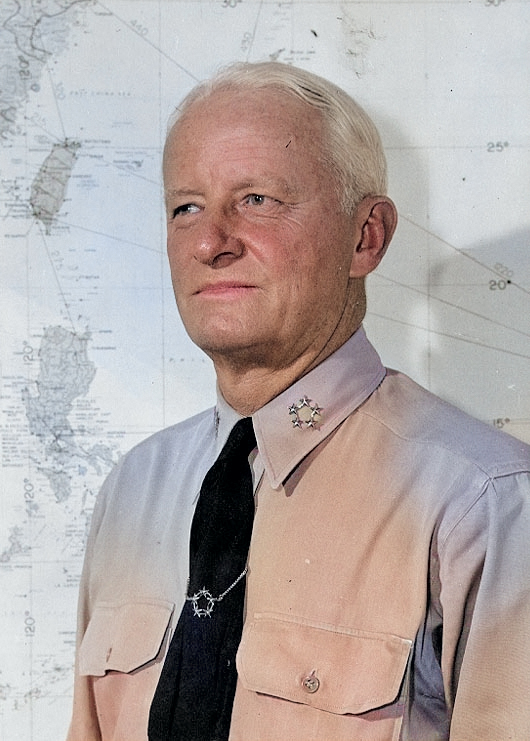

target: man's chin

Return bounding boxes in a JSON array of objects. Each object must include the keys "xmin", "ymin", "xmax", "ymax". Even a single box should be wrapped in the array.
[{"xmin": 191, "ymin": 333, "xmax": 271, "ymax": 368}]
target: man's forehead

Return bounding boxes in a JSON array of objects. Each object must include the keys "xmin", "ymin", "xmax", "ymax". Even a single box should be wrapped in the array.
[
  {"xmin": 169, "ymin": 87, "xmax": 322, "ymax": 143},
  {"xmin": 163, "ymin": 89, "xmax": 328, "ymax": 194}
]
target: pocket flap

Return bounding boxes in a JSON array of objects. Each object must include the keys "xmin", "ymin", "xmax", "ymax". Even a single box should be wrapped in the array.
[
  {"xmin": 79, "ymin": 599, "xmax": 174, "ymax": 676},
  {"xmin": 237, "ymin": 612, "xmax": 412, "ymax": 715}
]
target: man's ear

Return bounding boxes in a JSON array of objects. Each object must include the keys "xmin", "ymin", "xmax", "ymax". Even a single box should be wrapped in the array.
[{"xmin": 349, "ymin": 196, "xmax": 397, "ymax": 278}]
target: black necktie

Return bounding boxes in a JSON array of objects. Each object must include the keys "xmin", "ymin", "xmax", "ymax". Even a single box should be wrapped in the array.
[{"xmin": 148, "ymin": 417, "xmax": 256, "ymax": 741}]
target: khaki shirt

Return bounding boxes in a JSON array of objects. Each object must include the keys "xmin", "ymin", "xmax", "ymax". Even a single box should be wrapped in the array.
[{"xmin": 67, "ymin": 329, "xmax": 530, "ymax": 740}]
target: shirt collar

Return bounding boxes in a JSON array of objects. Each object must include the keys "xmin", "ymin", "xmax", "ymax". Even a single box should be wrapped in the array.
[
  {"xmin": 215, "ymin": 391, "xmax": 244, "ymax": 456},
  {"xmin": 215, "ymin": 326, "xmax": 385, "ymax": 488}
]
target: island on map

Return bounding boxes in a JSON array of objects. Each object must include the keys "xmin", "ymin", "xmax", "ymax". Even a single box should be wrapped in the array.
[
  {"xmin": 30, "ymin": 139, "xmax": 80, "ymax": 233},
  {"xmin": 22, "ymin": 325, "xmax": 115, "ymax": 502}
]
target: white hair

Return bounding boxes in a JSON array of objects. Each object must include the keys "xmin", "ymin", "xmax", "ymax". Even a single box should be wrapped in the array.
[{"xmin": 165, "ymin": 61, "xmax": 388, "ymax": 214}]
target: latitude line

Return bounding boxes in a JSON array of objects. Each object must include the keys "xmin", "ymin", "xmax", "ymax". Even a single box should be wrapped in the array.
[
  {"xmin": 399, "ymin": 213, "xmax": 530, "ymax": 298},
  {"xmin": 373, "ymin": 272, "xmax": 530, "ymax": 342},
  {"xmin": 367, "ymin": 311, "xmax": 530, "ymax": 362},
  {"xmin": 94, "ymin": 154, "xmax": 160, "ymax": 186},
  {"xmin": 52, "ymin": 219, "xmax": 161, "ymax": 252}
]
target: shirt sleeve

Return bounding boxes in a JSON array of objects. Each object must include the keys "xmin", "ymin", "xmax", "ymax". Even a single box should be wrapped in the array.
[{"xmin": 437, "ymin": 471, "xmax": 530, "ymax": 740}]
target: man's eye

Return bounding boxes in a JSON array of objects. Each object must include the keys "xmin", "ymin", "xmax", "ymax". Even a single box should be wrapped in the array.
[
  {"xmin": 172, "ymin": 203, "xmax": 200, "ymax": 218},
  {"xmin": 244, "ymin": 194, "xmax": 268, "ymax": 206}
]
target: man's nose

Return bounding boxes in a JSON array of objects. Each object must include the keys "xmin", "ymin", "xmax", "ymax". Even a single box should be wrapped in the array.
[{"xmin": 195, "ymin": 210, "xmax": 245, "ymax": 268}]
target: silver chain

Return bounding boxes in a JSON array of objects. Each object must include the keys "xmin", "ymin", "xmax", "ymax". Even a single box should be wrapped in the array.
[{"xmin": 186, "ymin": 567, "xmax": 248, "ymax": 618}]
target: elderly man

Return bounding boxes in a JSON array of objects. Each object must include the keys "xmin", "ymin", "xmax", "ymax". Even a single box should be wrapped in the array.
[{"xmin": 67, "ymin": 62, "xmax": 530, "ymax": 741}]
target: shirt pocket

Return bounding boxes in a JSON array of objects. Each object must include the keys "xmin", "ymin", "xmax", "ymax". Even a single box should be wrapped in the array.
[
  {"xmin": 236, "ymin": 612, "xmax": 412, "ymax": 715},
  {"xmin": 79, "ymin": 599, "xmax": 175, "ymax": 676}
]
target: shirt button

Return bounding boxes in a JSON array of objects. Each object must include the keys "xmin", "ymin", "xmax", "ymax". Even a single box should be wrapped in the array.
[{"xmin": 302, "ymin": 673, "xmax": 320, "ymax": 693}]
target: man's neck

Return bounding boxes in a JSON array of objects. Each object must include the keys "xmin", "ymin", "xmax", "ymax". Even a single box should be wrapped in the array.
[
  {"xmin": 215, "ymin": 362, "xmax": 316, "ymax": 417},
  {"xmin": 213, "ymin": 319, "xmax": 362, "ymax": 416}
]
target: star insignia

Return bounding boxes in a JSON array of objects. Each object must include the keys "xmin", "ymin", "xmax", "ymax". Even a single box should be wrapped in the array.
[{"xmin": 288, "ymin": 396, "xmax": 323, "ymax": 430}]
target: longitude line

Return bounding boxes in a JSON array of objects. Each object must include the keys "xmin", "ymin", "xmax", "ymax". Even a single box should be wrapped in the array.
[
  {"xmin": 43, "ymin": 63, "xmax": 66, "ymax": 140},
  {"xmin": 245, "ymin": 0, "xmax": 265, "ymax": 61},
  {"xmin": 30, "ymin": 9, "xmax": 67, "ymax": 140},
  {"xmin": 94, "ymin": 0, "xmax": 200, "ymax": 81},
  {"xmin": 34, "ymin": 223, "xmax": 76, "ymax": 331}
]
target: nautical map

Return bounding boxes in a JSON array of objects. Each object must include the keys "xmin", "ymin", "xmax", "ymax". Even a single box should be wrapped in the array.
[{"xmin": 1, "ymin": 1, "xmax": 529, "ymax": 738}]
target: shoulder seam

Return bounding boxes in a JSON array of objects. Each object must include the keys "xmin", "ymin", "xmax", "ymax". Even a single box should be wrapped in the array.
[{"xmin": 357, "ymin": 406, "xmax": 529, "ymax": 480}]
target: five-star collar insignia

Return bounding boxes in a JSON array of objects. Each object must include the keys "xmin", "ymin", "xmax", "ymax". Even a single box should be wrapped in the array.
[
  {"xmin": 289, "ymin": 396, "xmax": 323, "ymax": 430},
  {"xmin": 188, "ymin": 587, "xmax": 216, "ymax": 617}
]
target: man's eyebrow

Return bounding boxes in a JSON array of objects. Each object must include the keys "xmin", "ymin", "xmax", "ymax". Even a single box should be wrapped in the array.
[
  {"xmin": 165, "ymin": 179, "xmax": 299, "ymax": 199},
  {"xmin": 165, "ymin": 188, "xmax": 199, "ymax": 199},
  {"xmin": 237, "ymin": 177, "xmax": 299, "ymax": 197}
]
